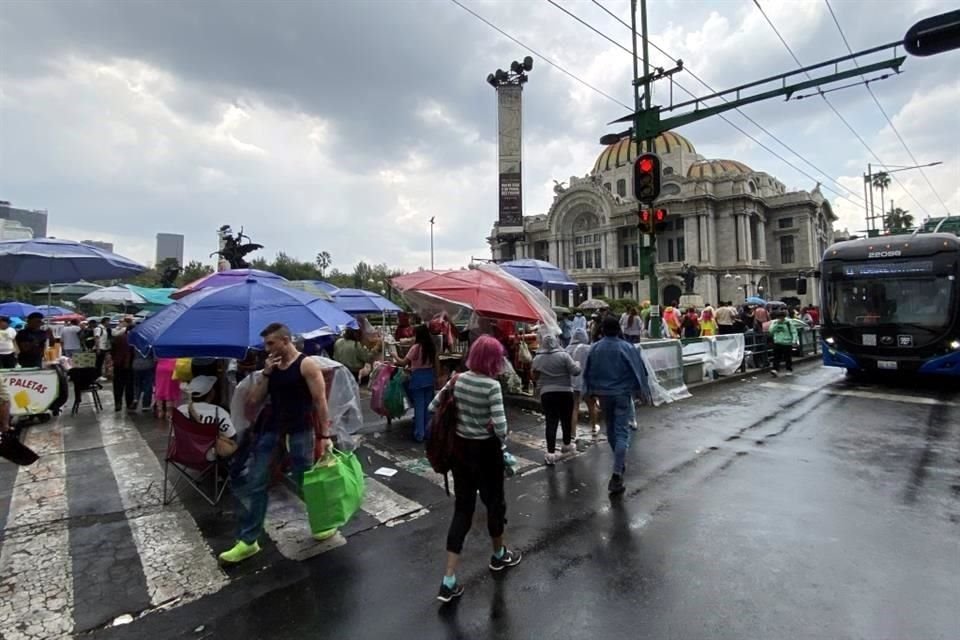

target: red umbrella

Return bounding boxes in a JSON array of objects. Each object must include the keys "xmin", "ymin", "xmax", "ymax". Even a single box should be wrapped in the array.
[
  {"xmin": 392, "ymin": 269, "xmax": 546, "ymax": 323},
  {"xmin": 50, "ymin": 313, "xmax": 86, "ymax": 323}
]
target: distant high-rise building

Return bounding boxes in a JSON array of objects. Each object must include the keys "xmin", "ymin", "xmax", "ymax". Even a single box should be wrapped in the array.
[
  {"xmin": 82, "ymin": 239, "xmax": 114, "ymax": 252},
  {"xmin": 0, "ymin": 200, "xmax": 48, "ymax": 238},
  {"xmin": 0, "ymin": 219, "xmax": 34, "ymax": 241},
  {"xmin": 155, "ymin": 233, "xmax": 184, "ymax": 265}
]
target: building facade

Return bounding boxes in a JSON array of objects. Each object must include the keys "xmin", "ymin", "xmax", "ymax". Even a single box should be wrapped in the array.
[
  {"xmin": 489, "ymin": 131, "xmax": 835, "ymax": 307},
  {"xmin": 0, "ymin": 219, "xmax": 34, "ymax": 241},
  {"xmin": 82, "ymin": 240, "xmax": 114, "ymax": 252},
  {"xmin": 0, "ymin": 201, "xmax": 47, "ymax": 238},
  {"xmin": 156, "ymin": 233, "xmax": 185, "ymax": 265}
]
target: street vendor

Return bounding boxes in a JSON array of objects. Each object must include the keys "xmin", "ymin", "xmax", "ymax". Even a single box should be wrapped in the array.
[
  {"xmin": 15, "ymin": 313, "xmax": 49, "ymax": 369},
  {"xmin": 333, "ymin": 328, "xmax": 374, "ymax": 382}
]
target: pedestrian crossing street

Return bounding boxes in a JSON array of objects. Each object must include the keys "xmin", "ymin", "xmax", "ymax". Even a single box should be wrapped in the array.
[{"xmin": 0, "ymin": 407, "xmax": 602, "ymax": 637}]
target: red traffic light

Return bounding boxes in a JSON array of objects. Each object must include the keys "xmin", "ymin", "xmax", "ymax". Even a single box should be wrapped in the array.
[
  {"xmin": 655, "ymin": 208, "xmax": 666, "ymax": 222},
  {"xmin": 634, "ymin": 152, "xmax": 662, "ymax": 203}
]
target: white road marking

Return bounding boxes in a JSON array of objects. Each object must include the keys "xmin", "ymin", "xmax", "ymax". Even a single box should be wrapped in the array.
[
  {"xmin": 95, "ymin": 418, "xmax": 228, "ymax": 607},
  {"xmin": 263, "ymin": 484, "xmax": 347, "ymax": 562},
  {"xmin": 0, "ymin": 424, "xmax": 74, "ymax": 640},
  {"xmin": 362, "ymin": 476, "xmax": 428, "ymax": 524},
  {"xmin": 760, "ymin": 381, "xmax": 959, "ymax": 407},
  {"xmin": 360, "ymin": 442, "xmax": 450, "ymax": 491}
]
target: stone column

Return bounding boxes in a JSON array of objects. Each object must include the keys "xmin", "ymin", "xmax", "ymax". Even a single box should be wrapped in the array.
[
  {"xmin": 548, "ymin": 239, "xmax": 558, "ymax": 265},
  {"xmin": 756, "ymin": 219, "xmax": 767, "ymax": 262},
  {"xmin": 686, "ymin": 215, "xmax": 699, "ymax": 265}
]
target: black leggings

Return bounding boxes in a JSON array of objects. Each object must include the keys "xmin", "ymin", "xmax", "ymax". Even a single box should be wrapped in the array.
[
  {"xmin": 541, "ymin": 391, "xmax": 574, "ymax": 453},
  {"xmin": 446, "ymin": 437, "xmax": 506, "ymax": 554}
]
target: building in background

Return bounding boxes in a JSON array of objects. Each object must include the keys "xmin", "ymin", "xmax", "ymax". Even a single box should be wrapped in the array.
[
  {"xmin": 82, "ymin": 239, "xmax": 114, "ymax": 252},
  {"xmin": 0, "ymin": 218, "xmax": 34, "ymax": 241},
  {"xmin": 155, "ymin": 232, "xmax": 184, "ymax": 265},
  {"xmin": 0, "ymin": 200, "xmax": 48, "ymax": 238},
  {"xmin": 490, "ymin": 131, "xmax": 835, "ymax": 307}
]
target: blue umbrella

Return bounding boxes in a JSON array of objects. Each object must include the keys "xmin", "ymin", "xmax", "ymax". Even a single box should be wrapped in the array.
[
  {"xmin": 501, "ymin": 259, "xmax": 577, "ymax": 290},
  {"xmin": 0, "ymin": 301, "xmax": 40, "ymax": 317},
  {"xmin": 286, "ymin": 280, "xmax": 340, "ymax": 296},
  {"xmin": 0, "ymin": 238, "xmax": 146, "ymax": 284},
  {"xmin": 34, "ymin": 305, "xmax": 74, "ymax": 317},
  {"xmin": 332, "ymin": 288, "xmax": 403, "ymax": 314},
  {"xmin": 130, "ymin": 279, "xmax": 358, "ymax": 358},
  {"xmin": 746, "ymin": 296, "xmax": 767, "ymax": 305}
]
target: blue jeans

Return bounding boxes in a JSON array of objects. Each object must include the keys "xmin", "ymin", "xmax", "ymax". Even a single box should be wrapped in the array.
[
  {"xmin": 132, "ymin": 368, "xmax": 155, "ymax": 407},
  {"xmin": 233, "ymin": 428, "xmax": 315, "ymax": 544},
  {"xmin": 408, "ymin": 368, "xmax": 435, "ymax": 442},
  {"xmin": 599, "ymin": 394, "xmax": 633, "ymax": 475}
]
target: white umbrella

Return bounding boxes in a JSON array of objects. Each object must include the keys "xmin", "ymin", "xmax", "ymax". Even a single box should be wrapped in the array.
[{"xmin": 78, "ymin": 285, "xmax": 148, "ymax": 306}]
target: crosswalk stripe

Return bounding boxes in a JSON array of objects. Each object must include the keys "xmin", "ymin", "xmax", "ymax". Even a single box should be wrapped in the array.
[
  {"xmin": 360, "ymin": 442, "xmax": 449, "ymax": 491},
  {"xmin": 0, "ymin": 424, "xmax": 75, "ymax": 640},
  {"xmin": 362, "ymin": 476, "xmax": 428, "ymax": 525},
  {"xmin": 95, "ymin": 418, "xmax": 228, "ymax": 607},
  {"xmin": 263, "ymin": 484, "xmax": 347, "ymax": 562}
]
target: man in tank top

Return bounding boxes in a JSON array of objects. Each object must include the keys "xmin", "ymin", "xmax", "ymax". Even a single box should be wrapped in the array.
[{"xmin": 219, "ymin": 322, "xmax": 332, "ymax": 564}]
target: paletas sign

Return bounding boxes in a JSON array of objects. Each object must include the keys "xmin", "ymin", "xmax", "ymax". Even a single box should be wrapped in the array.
[{"xmin": 0, "ymin": 369, "xmax": 60, "ymax": 415}]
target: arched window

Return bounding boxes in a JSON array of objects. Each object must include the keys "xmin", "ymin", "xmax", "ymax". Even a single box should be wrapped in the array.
[
  {"xmin": 616, "ymin": 179, "xmax": 627, "ymax": 197},
  {"xmin": 603, "ymin": 182, "xmax": 612, "ymax": 192},
  {"xmin": 748, "ymin": 181, "xmax": 757, "ymax": 194}
]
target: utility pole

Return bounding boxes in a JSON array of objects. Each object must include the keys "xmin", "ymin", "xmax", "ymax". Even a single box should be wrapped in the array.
[
  {"xmin": 635, "ymin": 0, "xmax": 661, "ymax": 338},
  {"xmin": 429, "ymin": 216, "xmax": 435, "ymax": 270}
]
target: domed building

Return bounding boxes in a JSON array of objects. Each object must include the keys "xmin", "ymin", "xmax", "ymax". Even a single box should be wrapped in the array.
[{"xmin": 489, "ymin": 131, "xmax": 836, "ymax": 307}]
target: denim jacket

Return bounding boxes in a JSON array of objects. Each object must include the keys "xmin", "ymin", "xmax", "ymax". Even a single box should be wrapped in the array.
[{"xmin": 583, "ymin": 336, "xmax": 648, "ymax": 397}]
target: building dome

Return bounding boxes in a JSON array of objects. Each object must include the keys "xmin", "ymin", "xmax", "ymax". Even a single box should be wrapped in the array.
[
  {"xmin": 687, "ymin": 159, "xmax": 753, "ymax": 178},
  {"xmin": 592, "ymin": 131, "xmax": 696, "ymax": 174}
]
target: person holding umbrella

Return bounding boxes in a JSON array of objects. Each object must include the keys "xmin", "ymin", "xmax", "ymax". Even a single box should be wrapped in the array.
[{"xmin": 219, "ymin": 322, "xmax": 333, "ymax": 564}]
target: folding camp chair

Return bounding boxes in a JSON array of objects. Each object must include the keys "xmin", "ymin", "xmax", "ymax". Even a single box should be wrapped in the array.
[
  {"xmin": 68, "ymin": 367, "xmax": 103, "ymax": 415},
  {"xmin": 163, "ymin": 410, "xmax": 230, "ymax": 506}
]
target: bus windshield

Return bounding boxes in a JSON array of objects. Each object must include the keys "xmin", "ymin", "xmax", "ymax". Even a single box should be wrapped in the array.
[{"xmin": 826, "ymin": 272, "xmax": 954, "ymax": 329}]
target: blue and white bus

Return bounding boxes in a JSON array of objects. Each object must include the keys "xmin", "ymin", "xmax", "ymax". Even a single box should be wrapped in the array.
[{"xmin": 814, "ymin": 232, "xmax": 960, "ymax": 376}]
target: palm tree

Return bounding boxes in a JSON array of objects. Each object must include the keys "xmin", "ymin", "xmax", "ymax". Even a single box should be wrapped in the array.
[
  {"xmin": 315, "ymin": 251, "xmax": 332, "ymax": 278},
  {"xmin": 871, "ymin": 172, "xmax": 891, "ymax": 229},
  {"xmin": 884, "ymin": 207, "xmax": 914, "ymax": 232}
]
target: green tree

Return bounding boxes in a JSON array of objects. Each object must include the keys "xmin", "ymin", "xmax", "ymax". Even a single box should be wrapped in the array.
[
  {"xmin": 178, "ymin": 260, "xmax": 214, "ymax": 286},
  {"xmin": 315, "ymin": 251, "xmax": 332, "ymax": 278},
  {"xmin": 884, "ymin": 207, "xmax": 914, "ymax": 232},
  {"xmin": 872, "ymin": 172, "xmax": 891, "ymax": 229}
]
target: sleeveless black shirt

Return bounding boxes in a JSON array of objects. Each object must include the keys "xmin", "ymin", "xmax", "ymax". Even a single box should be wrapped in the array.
[{"xmin": 267, "ymin": 353, "xmax": 313, "ymax": 430}]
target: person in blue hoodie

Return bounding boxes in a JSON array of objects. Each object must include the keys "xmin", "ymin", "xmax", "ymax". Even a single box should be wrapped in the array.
[{"xmin": 583, "ymin": 315, "xmax": 648, "ymax": 495}]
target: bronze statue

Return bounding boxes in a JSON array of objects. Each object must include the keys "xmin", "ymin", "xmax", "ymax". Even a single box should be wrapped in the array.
[
  {"xmin": 159, "ymin": 264, "xmax": 181, "ymax": 288},
  {"xmin": 680, "ymin": 263, "xmax": 697, "ymax": 294},
  {"xmin": 212, "ymin": 225, "xmax": 263, "ymax": 269}
]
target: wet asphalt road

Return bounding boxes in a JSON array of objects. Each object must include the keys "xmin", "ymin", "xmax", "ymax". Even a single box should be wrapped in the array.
[{"xmin": 95, "ymin": 363, "xmax": 960, "ymax": 640}]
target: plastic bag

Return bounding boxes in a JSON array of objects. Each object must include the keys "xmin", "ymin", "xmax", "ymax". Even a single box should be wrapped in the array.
[
  {"xmin": 173, "ymin": 358, "xmax": 193, "ymax": 382},
  {"xmin": 369, "ymin": 363, "xmax": 396, "ymax": 417},
  {"xmin": 518, "ymin": 341, "xmax": 533, "ymax": 364},
  {"xmin": 302, "ymin": 449, "xmax": 365, "ymax": 535},
  {"xmin": 384, "ymin": 371, "xmax": 407, "ymax": 418}
]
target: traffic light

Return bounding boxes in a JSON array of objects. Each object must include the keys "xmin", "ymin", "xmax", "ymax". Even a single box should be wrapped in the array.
[
  {"xmin": 633, "ymin": 152, "xmax": 662, "ymax": 203},
  {"xmin": 638, "ymin": 209, "xmax": 652, "ymax": 234},
  {"xmin": 654, "ymin": 208, "xmax": 668, "ymax": 233}
]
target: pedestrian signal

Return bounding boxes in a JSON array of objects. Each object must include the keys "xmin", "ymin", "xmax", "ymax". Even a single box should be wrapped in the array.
[
  {"xmin": 638, "ymin": 209, "xmax": 652, "ymax": 234},
  {"xmin": 633, "ymin": 153, "xmax": 661, "ymax": 203},
  {"xmin": 654, "ymin": 208, "xmax": 668, "ymax": 233}
]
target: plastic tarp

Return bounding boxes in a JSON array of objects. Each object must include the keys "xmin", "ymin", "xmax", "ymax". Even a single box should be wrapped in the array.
[
  {"xmin": 710, "ymin": 334, "xmax": 745, "ymax": 376},
  {"xmin": 637, "ymin": 340, "xmax": 691, "ymax": 406},
  {"xmin": 477, "ymin": 264, "xmax": 559, "ymax": 336},
  {"xmin": 229, "ymin": 356, "xmax": 362, "ymax": 450}
]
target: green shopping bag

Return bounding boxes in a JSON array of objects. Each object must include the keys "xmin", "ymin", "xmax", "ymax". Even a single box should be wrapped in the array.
[
  {"xmin": 302, "ymin": 449, "xmax": 366, "ymax": 536},
  {"xmin": 383, "ymin": 372, "xmax": 407, "ymax": 419}
]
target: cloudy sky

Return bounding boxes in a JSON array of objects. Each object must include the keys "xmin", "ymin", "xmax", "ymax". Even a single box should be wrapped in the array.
[{"xmin": 1, "ymin": 0, "xmax": 957, "ymax": 272}]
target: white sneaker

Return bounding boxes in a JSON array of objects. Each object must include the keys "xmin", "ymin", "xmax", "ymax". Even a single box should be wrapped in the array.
[
  {"xmin": 544, "ymin": 452, "xmax": 558, "ymax": 466},
  {"xmin": 560, "ymin": 443, "xmax": 576, "ymax": 455},
  {"xmin": 771, "ymin": 370, "xmax": 779, "ymax": 377},
  {"xmin": 592, "ymin": 424, "xmax": 601, "ymax": 436}
]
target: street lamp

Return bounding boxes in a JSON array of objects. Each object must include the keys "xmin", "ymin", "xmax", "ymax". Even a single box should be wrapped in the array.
[{"xmin": 429, "ymin": 217, "xmax": 435, "ymax": 270}]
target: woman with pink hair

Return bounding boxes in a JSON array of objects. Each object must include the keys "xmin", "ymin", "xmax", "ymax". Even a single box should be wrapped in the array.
[{"xmin": 429, "ymin": 335, "xmax": 522, "ymax": 603}]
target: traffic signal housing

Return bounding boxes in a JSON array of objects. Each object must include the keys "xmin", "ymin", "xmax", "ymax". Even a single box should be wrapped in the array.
[
  {"xmin": 654, "ymin": 208, "xmax": 668, "ymax": 233},
  {"xmin": 638, "ymin": 208, "xmax": 652, "ymax": 234},
  {"xmin": 634, "ymin": 152, "xmax": 662, "ymax": 203}
]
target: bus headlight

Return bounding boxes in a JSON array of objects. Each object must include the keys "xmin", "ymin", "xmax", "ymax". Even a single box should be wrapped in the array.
[
  {"xmin": 950, "ymin": 339, "xmax": 960, "ymax": 350},
  {"xmin": 825, "ymin": 337, "xmax": 836, "ymax": 346}
]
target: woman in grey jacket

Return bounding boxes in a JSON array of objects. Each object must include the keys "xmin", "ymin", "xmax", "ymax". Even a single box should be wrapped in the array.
[{"xmin": 531, "ymin": 333, "xmax": 581, "ymax": 465}]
